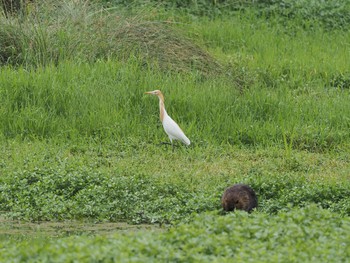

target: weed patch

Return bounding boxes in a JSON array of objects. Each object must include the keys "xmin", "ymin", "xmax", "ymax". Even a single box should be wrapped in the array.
[
  {"xmin": 0, "ymin": 142, "xmax": 349, "ymax": 223},
  {"xmin": 1, "ymin": 206, "xmax": 349, "ymax": 262}
]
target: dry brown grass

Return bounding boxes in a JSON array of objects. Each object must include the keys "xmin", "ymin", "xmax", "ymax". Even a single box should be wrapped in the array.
[{"xmin": 113, "ymin": 19, "xmax": 223, "ymax": 75}]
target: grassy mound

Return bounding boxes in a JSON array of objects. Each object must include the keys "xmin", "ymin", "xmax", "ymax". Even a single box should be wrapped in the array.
[
  {"xmin": 114, "ymin": 19, "xmax": 222, "ymax": 75},
  {"xmin": 0, "ymin": 1, "xmax": 221, "ymax": 75}
]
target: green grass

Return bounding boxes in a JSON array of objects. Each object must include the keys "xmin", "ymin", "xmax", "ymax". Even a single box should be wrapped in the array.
[
  {"xmin": 0, "ymin": 0, "xmax": 350, "ymax": 262},
  {"xmin": 1, "ymin": 59, "xmax": 349, "ymax": 151}
]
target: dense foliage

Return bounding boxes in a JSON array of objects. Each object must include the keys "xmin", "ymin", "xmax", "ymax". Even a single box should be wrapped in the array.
[
  {"xmin": 1, "ymin": 146, "xmax": 349, "ymax": 223},
  {"xmin": 102, "ymin": 0, "xmax": 350, "ymax": 30},
  {"xmin": 1, "ymin": 206, "xmax": 350, "ymax": 262}
]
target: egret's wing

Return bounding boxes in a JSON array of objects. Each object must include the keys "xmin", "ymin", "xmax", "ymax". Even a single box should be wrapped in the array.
[{"xmin": 162, "ymin": 115, "xmax": 190, "ymax": 145}]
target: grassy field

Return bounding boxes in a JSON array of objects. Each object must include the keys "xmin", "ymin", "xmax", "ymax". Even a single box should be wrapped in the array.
[{"xmin": 0, "ymin": 0, "xmax": 350, "ymax": 262}]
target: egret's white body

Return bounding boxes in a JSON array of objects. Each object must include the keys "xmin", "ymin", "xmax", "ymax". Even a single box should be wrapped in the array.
[{"xmin": 145, "ymin": 90, "xmax": 190, "ymax": 146}]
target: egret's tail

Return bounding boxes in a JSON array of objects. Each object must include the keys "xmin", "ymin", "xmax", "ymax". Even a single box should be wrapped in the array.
[{"xmin": 182, "ymin": 136, "xmax": 190, "ymax": 146}]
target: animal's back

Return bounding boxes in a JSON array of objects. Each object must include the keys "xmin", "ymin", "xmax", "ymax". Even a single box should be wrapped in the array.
[{"xmin": 222, "ymin": 184, "xmax": 258, "ymax": 212}]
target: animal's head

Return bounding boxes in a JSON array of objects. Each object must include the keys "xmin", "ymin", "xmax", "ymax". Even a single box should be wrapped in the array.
[{"xmin": 144, "ymin": 90, "xmax": 162, "ymax": 96}]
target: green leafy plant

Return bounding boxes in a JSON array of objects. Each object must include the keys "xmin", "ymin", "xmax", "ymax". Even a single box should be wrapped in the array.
[{"xmin": 1, "ymin": 206, "xmax": 349, "ymax": 262}]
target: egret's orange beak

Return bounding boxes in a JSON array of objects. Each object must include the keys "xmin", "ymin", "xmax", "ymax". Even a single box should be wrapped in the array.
[
  {"xmin": 145, "ymin": 91, "xmax": 157, "ymax": 95},
  {"xmin": 145, "ymin": 90, "xmax": 161, "ymax": 96}
]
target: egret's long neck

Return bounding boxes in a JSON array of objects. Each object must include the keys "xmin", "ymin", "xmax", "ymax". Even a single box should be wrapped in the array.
[{"xmin": 158, "ymin": 93, "xmax": 167, "ymax": 122}]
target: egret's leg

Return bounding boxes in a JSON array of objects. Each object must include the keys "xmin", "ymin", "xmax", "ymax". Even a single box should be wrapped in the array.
[
  {"xmin": 170, "ymin": 139, "xmax": 174, "ymax": 152},
  {"xmin": 157, "ymin": 140, "xmax": 179, "ymax": 150}
]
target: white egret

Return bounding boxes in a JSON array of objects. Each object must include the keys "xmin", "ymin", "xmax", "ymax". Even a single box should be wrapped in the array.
[{"xmin": 145, "ymin": 90, "xmax": 190, "ymax": 149}]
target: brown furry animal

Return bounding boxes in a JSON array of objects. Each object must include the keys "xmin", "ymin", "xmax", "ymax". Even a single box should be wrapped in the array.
[{"xmin": 222, "ymin": 184, "xmax": 258, "ymax": 212}]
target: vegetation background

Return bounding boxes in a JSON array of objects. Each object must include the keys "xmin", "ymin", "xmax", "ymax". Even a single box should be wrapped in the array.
[{"xmin": 0, "ymin": 0, "xmax": 349, "ymax": 262}]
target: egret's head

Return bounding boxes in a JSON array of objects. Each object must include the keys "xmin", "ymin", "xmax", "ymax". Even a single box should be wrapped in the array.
[{"xmin": 144, "ymin": 90, "xmax": 162, "ymax": 96}]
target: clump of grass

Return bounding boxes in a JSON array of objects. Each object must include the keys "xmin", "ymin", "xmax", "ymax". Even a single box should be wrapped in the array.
[
  {"xmin": 0, "ymin": 1, "xmax": 92, "ymax": 67},
  {"xmin": 0, "ymin": 21, "xmax": 25, "ymax": 65},
  {"xmin": 0, "ymin": 0, "xmax": 24, "ymax": 17},
  {"xmin": 0, "ymin": 0, "xmax": 222, "ymax": 75},
  {"xmin": 114, "ymin": 18, "xmax": 222, "ymax": 75}
]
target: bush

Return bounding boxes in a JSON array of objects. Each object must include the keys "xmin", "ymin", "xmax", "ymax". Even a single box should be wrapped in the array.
[
  {"xmin": 258, "ymin": 0, "xmax": 350, "ymax": 30},
  {"xmin": 101, "ymin": 0, "xmax": 350, "ymax": 30}
]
